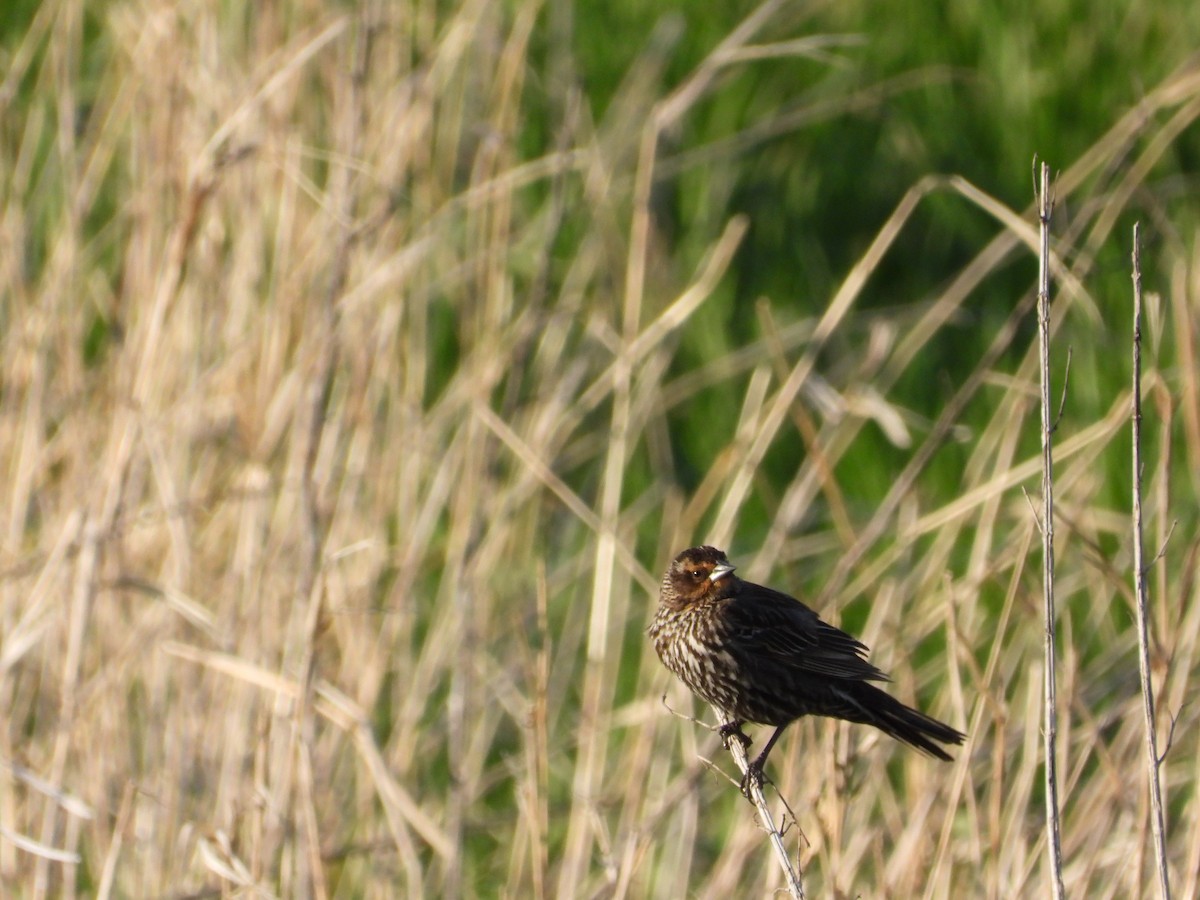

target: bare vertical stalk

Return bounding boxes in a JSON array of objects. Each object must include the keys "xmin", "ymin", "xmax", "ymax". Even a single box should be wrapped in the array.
[
  {"xmin": 1035, "ymin": 160, "xmax": 1067, "ymax": 900},
  {"xmin": 1130, "ymin": 222, "xmax": 1172, "ymax": 899}
]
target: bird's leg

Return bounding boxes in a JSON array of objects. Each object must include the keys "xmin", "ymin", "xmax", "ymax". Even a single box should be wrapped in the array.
[
  {"xmin": 718, "ymin": 720, "xmax": 751, "ymax": 753},
  {"xmin": 740, "ymin": 724, "xmax": 788, "ymax": 797}
]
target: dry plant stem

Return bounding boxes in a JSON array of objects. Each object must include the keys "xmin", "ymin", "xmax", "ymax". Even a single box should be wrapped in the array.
[
  {"xmin": 1036, "ymin": 160, "xmax": 1067, "ymax": 900},
  {"xmin": 1130, "ymin": 223, "xmax": 1172, "ymax": 899},
  {"xmin": 273, "ymin": 21, "xmax": 366, "ymax": 897},
  {"xmin": 32, "ymin": 522, "xmax": 98, "ymax": 897},
  {"xmin": 717, "ymin": 715, "xmax": 804, "ymax": 899}
]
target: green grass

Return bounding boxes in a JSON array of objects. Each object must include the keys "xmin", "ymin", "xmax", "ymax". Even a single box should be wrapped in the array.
[{"xmin": 1, "ymin": 0, "xmax": 1199, "ymax": 896}]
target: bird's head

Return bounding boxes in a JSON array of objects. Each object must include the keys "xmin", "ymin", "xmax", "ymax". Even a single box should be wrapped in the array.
[{"xmin": 661, "ymin": 545, "xmax": 738, "ymax": 609}]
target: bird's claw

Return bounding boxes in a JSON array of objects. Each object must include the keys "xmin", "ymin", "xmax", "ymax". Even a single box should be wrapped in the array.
[
  {"xmin": 716, "ymin": 723, "xmax": 768, "ymax": 797},
  {"xmin": 718, "ymin": 721, "xmax": 751, "ymax": 752},
  {"xmin": 738, "ymin": 762, "xmax": 766, "ymax": 798}
]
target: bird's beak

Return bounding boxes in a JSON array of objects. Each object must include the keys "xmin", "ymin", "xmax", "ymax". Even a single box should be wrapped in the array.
[{"xmin": 709, "ymin": 562, "xmax": 735, "ymax": 583}]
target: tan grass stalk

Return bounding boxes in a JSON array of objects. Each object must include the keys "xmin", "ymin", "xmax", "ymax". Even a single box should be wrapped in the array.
[
  {"xmin": 1130, "ymin": 223, "xmax": 1172, "ymax": 899},
  {"xmin": 1035, "ymin": 160, "xmax": 1067, "ymax": 899}
]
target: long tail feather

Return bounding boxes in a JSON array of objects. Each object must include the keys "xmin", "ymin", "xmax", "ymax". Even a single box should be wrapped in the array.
[{"xmin": 849, "ymin": 683, "xmax": 965, "ymax": 760}]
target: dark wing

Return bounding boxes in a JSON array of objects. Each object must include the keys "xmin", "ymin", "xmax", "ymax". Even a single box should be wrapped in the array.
[{"xmin": 722, "ymin": 582, "xmax": 889, "ymax": 683}]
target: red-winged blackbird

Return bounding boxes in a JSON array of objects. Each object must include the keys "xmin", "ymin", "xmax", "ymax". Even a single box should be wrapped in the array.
[{"xmin": 650, "ymin": 546, "xmax": 965, "ymax": 790}]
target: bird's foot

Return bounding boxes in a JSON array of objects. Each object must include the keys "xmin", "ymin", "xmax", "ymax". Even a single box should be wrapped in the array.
[
  {"xmin": 716, "ymin": 723, "xmax": 768, "ymax": 797},
  {"xmin": 738, "ymin": 760, "xmax": 767, "ymax": 799},
  {"xmin": 718, "ymin": 720, "xmax": 751, "ymax": 752}
]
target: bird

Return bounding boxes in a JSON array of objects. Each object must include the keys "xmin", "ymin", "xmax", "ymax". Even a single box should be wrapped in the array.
[{"xmin": 649, "ymin": 545, "xmax": 965, "ymax": 792}]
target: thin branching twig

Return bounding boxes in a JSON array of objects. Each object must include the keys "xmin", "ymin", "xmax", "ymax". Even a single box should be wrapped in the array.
[
  {"xmin": 714, "ymin": 713, "xmax": 805, "ymax": 899},
  {"xmin": 1130, "ymin": 222, "xmax": 1172, "ymax": 899},
  {"xmin": 666, "ymin": 699, "xmax": 805, "ymax": 896},
  {"xmin": 1035, "ymin": 159, "xmax": 1067, "ymax": 900}
]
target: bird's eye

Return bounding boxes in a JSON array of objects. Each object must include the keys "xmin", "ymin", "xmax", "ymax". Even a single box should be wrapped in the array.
[{"xmin": 690, "ymin": 569, "xmax": 705, "ymax": 580}]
